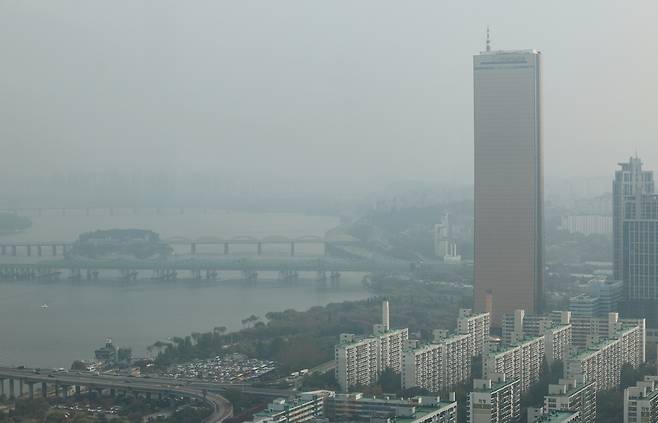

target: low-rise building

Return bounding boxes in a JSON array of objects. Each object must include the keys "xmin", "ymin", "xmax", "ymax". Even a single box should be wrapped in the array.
[
  {"xmin": 467, "ymin": 374, "xmax": 521, "ymax": 423},
  {"xmin": 326, "ymin": 392, "xmax": 457, "ymax": 423},
  {"xmin": 544, "ymin": 379, "xmax": 596, "ymax": 423},
  {"xmin": 624, "ymin": 375, "xmax": 658, "ymax": 423},
  {"xmin": 250, "ymin": 391, "xmax": 331, "ymax": 423},
  {"xmin": 532, "ymin": 411, "xmax": 580, "ymax": 423}
]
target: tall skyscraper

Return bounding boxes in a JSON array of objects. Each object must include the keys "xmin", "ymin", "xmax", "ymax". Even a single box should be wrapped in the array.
[
  {"xmin": 613, "ymin": 157, "xmax": 654, "ymax": 279},
  {"xmin": 614, "ymin": 157, "xmax": 658, "ymax": 326},
  {"xmin": 473, "ymin": 43, "xmax": 543, "ymax": 325}
]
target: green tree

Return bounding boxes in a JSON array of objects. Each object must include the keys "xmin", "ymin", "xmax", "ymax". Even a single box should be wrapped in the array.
[{"xmin": 379, "ymin": 368, "xmax": 401, "ymax": 393}]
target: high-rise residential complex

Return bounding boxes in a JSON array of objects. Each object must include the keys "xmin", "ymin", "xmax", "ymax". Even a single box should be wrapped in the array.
[
  {"xmin": 483, "ymin": 334, "xmax": 545, "ymax": 393},
  {"xmin": 544, "ymin": 379, "xmax": 597, "ymax": 423},
  {"xmin": 568, "ymin": 312, "xmax": 645, "ymax": 354},
  {"xmin": 457, "ymin": 308, "xmax": 491, "ymax": 358},
  {"xmin": 467, "ymin": 375, "xmax": 521, "ymax": 423},
  {"xmin": 624, "ymin": 376, "xmax": 658, "ymax": 423},
  {"xmin": 335, "ymin": 301, "xmax": 409, "ymax": 392},
  {"xmin": 473, "ymin": 45, "xmax": 544, "ymax": 325},
  {"xmin": 614, "ymin": 157, "xmax": 658, "ymax": 326},
  {"xmin": 401, "ymin": 309, "xmax": 489, "ymax": 393},
  {"xmin": 501, "ymin": 309, "xmax": 572, "ymax": 364},
  {"xmin": 565, "ymin": 323, "xmax": 644, "ymax": 391}
]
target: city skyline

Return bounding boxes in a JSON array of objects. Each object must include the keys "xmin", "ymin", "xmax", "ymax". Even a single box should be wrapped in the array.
[{"xmin": 2, "ymin": 2, "xmax": 658, "ymax": 198}]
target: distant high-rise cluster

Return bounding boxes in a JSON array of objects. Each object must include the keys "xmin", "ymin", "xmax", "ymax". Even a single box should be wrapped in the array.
[
  {"xmin": 434, "ymin": 214, "xmax": 461, "ymax": 263},
  {"xmin": 473, "ymin": 47, "xmax": 544, "ymax": 325},
  {"xmin": 614, "ymin": 157, "xmax": 658, "ymax": 327}
]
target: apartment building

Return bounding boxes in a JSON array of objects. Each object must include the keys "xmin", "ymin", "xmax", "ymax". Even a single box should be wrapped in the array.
[
  {"xmin": 326, "ymin": 392, "xmax": 458, "ymax": 423},
  {"xmin": 335, "ymin": 301, "xmax": 409, "ymax": 392},
  {"xmin": 250, "ymin": 391, "xmax": 332, "ymax": 423},
  {"xmin": 624, "ymin": 376, "xmax": 658, "ymax": 423},
  {"xmin": 501, "ymin": 310, "xmax": 572, "ymax": 363},
  {"xmin": 544, "ymin": 379, "xmax": 596, "ymax": 423},
  {"xmin": 335, "ymin": 335, "xmax": 380, "ymax": 391},
  {"xmin": 457, "ymin": 308, "xmax": 491, "ymax": 357},
  {"xmin": 569, "ymin": 312, "xmax": 645, "ymax": 358},
  {"xmin": 468, "ymin": 374, "xmax": 521, "ymax": 423},
  {"xmin": 532, "ymin": 411, "xmax": 580, "ymax": 423},
  {"xmin": 565, "ymin": 325, "xmax": 643, "ymax": 391},
  {"xmin": 483, "ymin": 335, "xmax": 545, "ymax": 393}
]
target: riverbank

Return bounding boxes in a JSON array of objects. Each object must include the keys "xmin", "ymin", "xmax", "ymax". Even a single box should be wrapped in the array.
[{"xmin": 149, "ymin": 276, "xmax": 472, "ymax": 374}]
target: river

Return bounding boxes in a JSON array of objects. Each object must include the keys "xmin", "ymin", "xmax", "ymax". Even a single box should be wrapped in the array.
[{"xmin": 0, "ymin": 210, "xmax": 371, "ymax": 369}]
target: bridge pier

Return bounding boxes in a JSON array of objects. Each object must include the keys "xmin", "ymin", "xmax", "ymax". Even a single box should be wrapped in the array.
[
  {"xmin": 191, "ymin": 243, "xmax": 196, "ymax": 255},
  {"xmin": 19, "ymin": 379, "xmax": 23, "ymax": 397},
  {"xmin": 257, "ymin": 242, "xmax": 262, "ymax": 256},
  {"xmin": 290, "ymin": 242, "xmax": 295, "ymax": 256},
  {"xmin": 37, "ymin": 245, "xmax": 42, "ymax": 256},
  {"xmin": 11, "ymin": 245, "xmax": 16, "ymax": 256},
  {"xmin": 0, "ymin": 378, "xmax": 4, "ymax": 396},
  {"xmin": 61, "ymin": 244, "xmax": 68, "ymax": 255},
  {"xmin": 51, "ymin": 245, "xmax": 57, "ymax": 256},
  {"xmin": 9, "ymin": 379, "xmax": 14, "ymax": 399},
  {"xmin": 42, "ymin": 383, "xmax": 48, "ymax": 398},
  {"xmin": 224, "ymin": 243, "xmax": 229, "ymax": 254},
  {"xmin": 26, "ymin": 245, "xmax": 31, "ymax": 256},
  {"xmin": 1, "ymin": 245, "xmax": 5, "ymax": 255},
  {"xmin": 110, "ymin": 388, "xmax": 116, "ymax": 397},
  {"xmin": 75, "ymin": 385, "xmax": 81, "ymax": 396},
  {"xmin": 27, "ymin": 382, "xmax": 34, "ymax": 399}
]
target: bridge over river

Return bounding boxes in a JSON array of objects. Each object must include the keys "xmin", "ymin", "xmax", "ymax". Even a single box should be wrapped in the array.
[
  {"xmin": 0, "ymin": 255, "xmax": 417, "ymax": 281},
  {"xmin": 0, "ymin": 234, "xmax": 359, "ymax": 258}
]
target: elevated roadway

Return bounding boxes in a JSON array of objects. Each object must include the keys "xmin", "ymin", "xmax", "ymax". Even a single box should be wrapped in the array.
[{"xmin": 0, "ymin": 367, "xmax": 238, "ymax": 422}]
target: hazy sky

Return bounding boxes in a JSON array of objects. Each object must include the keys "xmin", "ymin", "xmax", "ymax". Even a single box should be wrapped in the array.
[{"xmin": 2, "ymin": 1, "xmax": 658, "ymax": 194}]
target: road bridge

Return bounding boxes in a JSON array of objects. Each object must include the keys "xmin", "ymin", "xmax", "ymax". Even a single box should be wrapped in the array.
[
  {"xmin": 0, "ymin": 235, "xmax": 358, "ymax": 258},
  {"xmin": 0, "ymin": 367, "xmax": 233, "ymax": 423},
  {"xmin": 0, "ymin": 254, "xmax": 411, "ymax": 281}
]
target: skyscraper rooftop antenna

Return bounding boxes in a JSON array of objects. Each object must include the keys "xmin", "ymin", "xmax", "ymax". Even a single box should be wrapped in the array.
[{"xmin": 486, "ymin": 27, "xmax": 491, "ymax": 52}]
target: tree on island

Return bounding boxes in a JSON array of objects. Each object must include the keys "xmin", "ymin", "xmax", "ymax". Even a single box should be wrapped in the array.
[
  {"xmin": 241, "ymin": 315, "xmax": 260, "ymax": 328},
  {"xmin": 0, "ymin": 213, "xmax": 31, "ymax": 233}
]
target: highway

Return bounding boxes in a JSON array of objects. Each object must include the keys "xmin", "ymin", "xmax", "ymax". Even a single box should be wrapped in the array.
[{"xmin": 0, "ymin": 367, "xmax": 234, "ymax": 423}]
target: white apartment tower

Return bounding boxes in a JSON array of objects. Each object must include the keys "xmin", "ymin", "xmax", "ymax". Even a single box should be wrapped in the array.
[
  {"xmin": 335, "ymin": 301, "xmax": 408, "ymax": 392},
  {"xmin": 457, "ymin": 308, "xmax": 491, "ymax": 357},
  {"xmin": 468, "ymin": 374, "xmax": 521, "ymax": 423}
]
